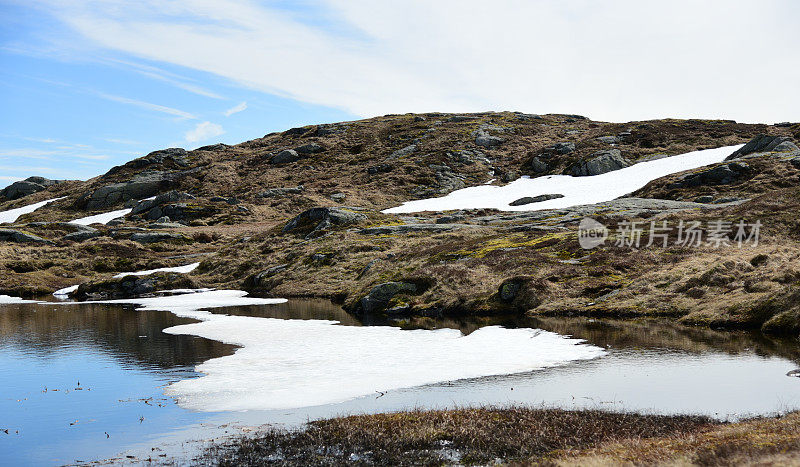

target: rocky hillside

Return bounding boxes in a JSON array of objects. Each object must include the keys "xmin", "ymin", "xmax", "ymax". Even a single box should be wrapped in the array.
[{"xmin": 2, "ymin": 112, "xmax": 800, "ymax": 335}]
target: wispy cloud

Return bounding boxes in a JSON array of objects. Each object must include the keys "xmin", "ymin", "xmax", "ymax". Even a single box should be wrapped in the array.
[
  {"xmin": 103, "ymin": 138, "xmax": 143, "ymax": 145},
  {"xmin": 105, "ymin": 58, "xmax": 225, "ymax": 99},
  {"xmin": 224, "ymin": 101, "xmax": 247, "ymax": 117},
  {"xmin": 185, "ymin": 121, "xmax": 224, "ymax": 143},
  {"xmin": 94, "ymin": 91, "xmax": 197, "ymax": 119},
  {"xmin": 28, "ymin": 0, "xmax": 800, "ymax": 123}
]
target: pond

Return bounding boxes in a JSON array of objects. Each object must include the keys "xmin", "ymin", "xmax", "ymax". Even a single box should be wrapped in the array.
[{"xmin": 1, "ymin": 294, "xmax": 799, "ymax": 465}]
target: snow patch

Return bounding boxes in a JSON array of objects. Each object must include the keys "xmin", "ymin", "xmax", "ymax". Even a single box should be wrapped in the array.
[
  {"xmin": 53, "ymin": 285, "xmax": 79, "ymax": 297},
  {"xmin": 113, "ymin": 262, "xmax": 200, "ymax": 278},
  {"xmin": 85, "ymin": 290, "xmax": 605, "ymax": 412},
  {"xmin": 384, "ymin": 145, "xmax": 743, "ymax": 213},
  {"xmin": 69, "ymin": 208, "xmax": 132, "ymax": 226},
  {"xmin": 0, "ymin": 295, "xmax": 38, "ymax": 304},
  {"xmin": 0, "ymin": 197, "xmax": 64, "ymax": 224}
]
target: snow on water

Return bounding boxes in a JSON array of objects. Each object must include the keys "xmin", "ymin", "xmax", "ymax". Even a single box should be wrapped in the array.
[
  {"xmin": 0, "ymin": 295, "xmax": 38, "ymax": 304},
  {"xmin": 113, "ymin": 262, "xmax": 200, "ymax": 278},
  {"xmin": 69, "ymin": 208, "xmax": 132, "ymax": 226},
  {"xmin": 92, "ymin": 290, "xmax": 604, "ymax": 412},
  {"xmin": 384, "ymin": 145, "xmax": 743, "ymax": 213},
  {"xmin": 0, "ymin": 197, "xmax": 64, "ymax": 224}
]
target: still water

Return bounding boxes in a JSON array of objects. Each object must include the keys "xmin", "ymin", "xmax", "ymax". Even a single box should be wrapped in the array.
[{"xmin": 1, "ymin": 298, "xmax": 799, "ymax": 465}]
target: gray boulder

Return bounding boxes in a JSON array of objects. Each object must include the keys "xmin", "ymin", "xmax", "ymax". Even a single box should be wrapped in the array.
[
  {"xmin": 568, "ymin": 149, "xmax": 631, "ymax": 176},
  {"xmin": 475, "ymin": 135, "xmax": 504, "ymax": 148},
  {"xmin": 388, "ymin": 144, "xmax": 417, "ymax": 159},
  {"xmin": 131, "ymin": 148, "xmax": 189, "ymax": 168},
  {"xmin": 131, "ymin": 190, "xmax": 195, "ymax": 216},
  {"xmin": 270, "ymin": 149, "xmax": 300, "ymax": 164},
  {"xmin": 509, "ymin": 194, "xmax": 564, "ymax": 206},
  {"xmin": 63, "ymin": 229, "xmax": 100, "ymax": 242},
  {"xmin": 85, "ymin": 171, "xmax": 178, "ymax": 209},
  {"xmin": 596, "ymin": 135, "xmax": 618, "ymax": 144},
  {"xmin": 257, "ymin": 186, "xmax": 305, "ymax": 198},
  {"xmin": 726, "ymin": 135, "xmax": 799, "ymax": 160},
  {"xmin": 367, "ymin": 164, "xmax": 394, "ymax": 175},
  {"xmin": 74, "ymin": 272, "xmax": 196, "ymax": 300},
  {"xmin": 283, "ymin": 207, "xmax": 367, "ymax": 236},
  {"xmin": 295, "ymin": 143, "xmax": 324, "ymax": 154},
  {"xmin": 1, "ymin": 177, "xmax": 62, "ymax": 200},
  {"xmin": 0, "ymin": 228, "xmax": 52, "ymax": 244},
  {"xmin": 673, "ymin": 161, "xmax": 751, "ymax": 188},
  {"xmin": 360, "ymin": 281, "xmax": 418, "ymax": 314}
]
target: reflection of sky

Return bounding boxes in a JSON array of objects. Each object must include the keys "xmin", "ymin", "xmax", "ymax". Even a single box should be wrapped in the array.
[{"xmin": 2, "ymin": 300, "xmax": 800, "ymax": 465}]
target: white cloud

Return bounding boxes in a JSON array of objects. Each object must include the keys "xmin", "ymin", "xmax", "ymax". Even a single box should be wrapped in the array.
[
  {"xmin": 185, "ymin": 121, "xmax": 224, "ymax": 143},
  {"xmin": 23, "ymin": 0, "xmax": 800, "ymax": 123},
  {"xmin": 224, "ymin": 101, "xmax": 247, "ymax": 117},
  {"xmin": 94, "ymin": 91, "xmax": 197, "ymax": 119}
]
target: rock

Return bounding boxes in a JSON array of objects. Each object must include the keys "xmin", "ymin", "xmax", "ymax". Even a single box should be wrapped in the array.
[
  {"xmin": 414, "ymin": 116, "xmax": 427, "ymax": 122},
  {"xmin": 0, "ymin": 228, "xmax": 52, "ymax": 244},
  {"xmin": 496, "ymin": 277, "xmax": 540, "ymax": 310},
  {"xmin": 360, "ymin": 223, "xmax": 474, "ymax": 235},
  {"xmin": 367, "ymin": 163, "xmax": 394, "ymax": 175},
  {"xmin": 548, "ymin": 142, "xmax": 576, "ymax": 154},
  {"xmin": 430, "ymin": 164, "xmax": 466, "ymax": 194},
  {"xmin": 107, "ymin": 219, "xmax": 125, "ymax": 227},
  {"xmin": 359, "ymin": 282, "xmax": 418, "ymax": 314},
  {"xmin": 156, "ymin": 216, "xmax": 171, "ymax": 223},
  {"xmin": 132, "ymin": 148, "xmax": 189, "ymax": 168},
  {"xmin": 673, "ymin": 162, "xmax": 751, "ymax": 187},
  {"xmin": 712, "ymin": 197, "xmax": 742, "ymax": 204},
  {"xmin": 270, "ymin": 149, "xmax": 300, "ymax": 164},
  {"xmin": 475, "ymin": 135, "xmax": 504, "ymax": 148},
  {"xmin": 130, "ymin": 191, "xmax": 203, "ymax": 221},
  {"xmin": 314, "ymin": 124, "xmax": 348, "ymax": 136},
  {"xmin": 283, "ymin": 126, "xmax": 311, "ymax": 136},
  {"xmin": 509, "ymin": 194, "xmax": 564, "ymax": 206},
  {"xmin": 195, "ymin": 143, "xmax": 230, "ymax": 152},
  {"xmin": 568, "ymin": 149, "xmax": 631, "ymax": 176},
  {"xmin": 0, "ymin": 177, "xmax": 62, "ymax": 200},
  {"xmin": 62, "ymin": 230, "xmax": 100, "ymax": 242},
  {"xmin": 388, "ymin": 144, "xmax": 417, "ymax": 159},
  {"xmin": 499, "ymin": 281, "xmax": 521, "ymax": 302},
  {"xmin": 790, "ymin": 157, "xmax": 800, "ymax": 169},
  {"xmin": 148, "ymin": 222, "xmax": 185, "ymax": 229},
  {"xmin": 436, "ymin": 214, "xmax": 465, "ymax": 224},
  {"xmin": 596, "ymin": 135, "xmax": 618, "ymax": 144},
  {"xmin": 257, "ymin": 185, "xmax": 305, "ymax": 198},
  {"xmin": 84, "ymin": 171, "xmax": 179, "ymax": 210},
  {"xmin": 129, "ymin": 232, "xmax": 190, "ymax": 244},
  {"xmin": 514, "ymin": 113, "xmax": 543, "ymax": 121},
  {"xmin": 283, "ymin": 207, "xmax": 367, "ymax": 236},
  {"xmin": 74, "ymin": 272, "xmax": 196, "ymax": 300},
  {"xmin": 726, "ymin": 135, "xmax": 799, "ymax": 160},
  {"xmin": 330, "ymin": 193, "xmax": 346, "ymax": 202},
  {"xmin": 245, "ymin": 264, "xmax": 289, "ymax": 289},
  {"xmin": 447, "ymin": 149, "xmax": 489, "ymax": 165},
  {"xmin": 527, "ymin": 156, "xmax": 551, "ymax": 173},
  {"xmin": 693, "ymin": 195, "xmax": 714, "ymax": 203},
  {"xmin": 295, "ymin": 143, "xmax": 324, "ymax": 154}
]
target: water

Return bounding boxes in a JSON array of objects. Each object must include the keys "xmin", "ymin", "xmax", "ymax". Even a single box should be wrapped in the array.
[{"xmin": 1, "ymin": 298, "xmax": 799, "ymax": 465}]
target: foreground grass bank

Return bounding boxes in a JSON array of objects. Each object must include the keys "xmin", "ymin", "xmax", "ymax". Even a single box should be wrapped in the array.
[{"xmin": 199, "ymin": 407, "xmax": 800, "ymax": 465}]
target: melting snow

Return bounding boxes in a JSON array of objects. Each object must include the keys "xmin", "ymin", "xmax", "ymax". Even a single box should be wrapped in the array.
[
  {"xmin": 53, "ymin": 285, "xmax": 79, "ymax": 297},
  {"xmin": 86, "ymin": 290, "xmax": 604, "ymax": 412},
  {"xmin": 69, "ymin": 208, "xmax": 132, "ymax": 226},
  {"xmin": 384, "ymin": 145, "xmax": 743, "ymax": 213},
  {"xmin": 113, "ymin": 262, "xmax": 200, "ymax": 278},
  {"xmin": 0, "ymin": 197, "xmax": 64, "ymax": 224},
  {"xmin": 0, "ymin": 295, "xmax": 38, "ymax": 304}
]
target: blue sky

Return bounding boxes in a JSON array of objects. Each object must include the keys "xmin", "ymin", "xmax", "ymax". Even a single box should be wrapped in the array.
[{"xmin": 1, "ymin": 0, "xmax": 798, "ymax": 185}]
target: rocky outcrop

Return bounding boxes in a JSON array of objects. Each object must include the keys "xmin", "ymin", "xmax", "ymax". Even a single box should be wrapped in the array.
[
  {"xmin": 0, "ymin": 177, "xmax": 63, "ymax": 200},
  {"xmin": 130, "ymin": 148, "xmax": 189, "ymax": 168},
  {"xmin": 509, "ymin": 194, "xmax": 564, "ymax": 206},
  {"xmin": 295, "ymin": 143, "xmax": 325, "ymax": 154},
  {"xmin": 283, "ymin": 207, "xmax": 367, "ymax": 236},
  {"xmin": 726, "ymin": 135, "xmax": 800, "ymax": 160},
  {"xmin": 270, "ymin": 149, "xmax": 300, "ymax": 164},
  {"xmin": 0, "ymin": 228, "xmax": 52, "ymax": 244},
  {"xmin": 257, "ymin": 186, "xmax": 305, "ymax": 198},
  {"xmin": 358, "ymin": 281, "xmax": 418, "ymax": 314},
  {"xmin": 129, "ymin": 232, "xmax": 191, "ymax": 244},
  {"xmin": 74, "ymin": 272, "xmax": 196, "ymax": 300},
  {"xmin": 671, "ymin": 161, "xmax": 751, "ymax": 188},
  {"xmin": 568, "ymin": 149, "xmax": 631, "ymax": 176},
  {"xmin": 82, "ymin": 171, "xmax": 181, "ymax": 210}
]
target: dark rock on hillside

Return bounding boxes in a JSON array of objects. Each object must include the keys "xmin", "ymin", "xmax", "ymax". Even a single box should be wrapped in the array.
[
  {"xmin": 367, "ymin": 163, "xmax": 394, "ymax": 175},
  {"xmin": 195, "ymin": 143, "xmax": 230, "ymax": 152},
  {"xmin": 359, "ymin": 281, "xmax": 418, "ymax": 314},
  {"xmin": 0, "ymin": 229, "xmax": 52, "ymax": 244},
  {"xmin": 596, "ymin": 136, "xmax": 619, "ymax": 144},
  {"xmin": 475, "ymin": 135, "xmax": 504, "ymax": 148},
  {"xmin": 270, "ymin": 149, "xmax": 300, "ymax": 164},
  {"xmin": 1, "ymin": 177, "xmax": 63, "ymax": 200},
  {"xmin": 568, "ymin": 149, "xmax": 632, "ymax": 176},
  {"xmin": 257, "ymin": 186, "xmax": 305, "ymax": 198},
  {"xmin": 131, "ymin": 191, "xmax": 195, "ymax": 216},
  {"xmin": 283, "ymin": 207, "xmax": 367, "ymax": 236},
  {"xmin": 131, "ymin": 148, "xmax": 189, "ymax": 168},
  {"xmin": 83, "ymin": 171, "xmax": 182, "ymax": 209},
  {"xmin": 509, "ymin": 194, "xmax": 564, "ymax": 206},
  {"xmin": 447, "ymin": 149, "xmax": 489, "ymax": 165},
  {"xmin": 62, "ymin": 228, "xmax": 100, "ymax": 242},
  {"xmin": 129, "ymin": 191, "xmax": 214, "ymax": 222},
  {"xmin": 726, "ymin": 135, "xmax": 799, "ymax": 160},
  {"xmin": 672, "ymin": 161, "xmax": 751, "ymax": 188},
  {"xmin": 388, "ymin": 144, "xmax": 417, "ymax": 159},
  {"xmin": 547, "ymin": 142, "xmax": 576, "ymax": 155},
  {"xmin": 74, "ymin": 272, "xmax": 196, "ymax": 300},
  {"xmin": 295, "ymin": 143, "xmax": 325, "ymax": 154}
]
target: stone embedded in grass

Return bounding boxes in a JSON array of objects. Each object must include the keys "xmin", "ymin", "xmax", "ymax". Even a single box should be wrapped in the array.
[
  {"xmin": 509, "ymin": 194, "xmax": 565, "ymax": 206},
  {"xmin": 568, "ymin": 149, "xmax": 631, "ymax": 176},
  {"xmin": 0, "ymin": 228, "xmax": 52, "ymax": 244}
]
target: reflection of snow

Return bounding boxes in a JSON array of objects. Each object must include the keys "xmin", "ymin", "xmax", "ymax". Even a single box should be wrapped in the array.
[
  {"xmin": 0, "ymin": 198, "xmax": 63, "ymax": 224},
  {"xmin": 89, "ymin": 290, "xmax": 604, "ymax": 412},
  {"xmin": 385, "ymin": 145, "xmax": 743, "ymax": 213}
]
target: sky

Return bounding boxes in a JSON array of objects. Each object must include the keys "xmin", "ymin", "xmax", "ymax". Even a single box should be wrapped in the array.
[{"xmin": 1, "ymin": 0, "xmax": 798, "ymax": 185}]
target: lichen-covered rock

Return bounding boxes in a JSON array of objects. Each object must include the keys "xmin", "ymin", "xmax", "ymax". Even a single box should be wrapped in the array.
[
  {"xmin": 130, "ymin": 232, "xmax": 191, "ymax": 244},
  {"xmin": 568, "ymin": 149, "xmax": 631, "ymax": 176},
  {"xmin": 359, "ymin": 281, "xmax": 418, "ymax": 314},
  {"xmin": 0, "ymin": 228, "xmax": 52, "ymax": 244},
  {"xmin": 83, "ymin": 171, "xmax": 179, "ymax": 209},
  {"xmin": 726, "ymin": 135, "xmax": 799, "ymax": 160},
  {"xmin": 672, "ymin": 161, "xmax": 751, "ymax": 188},
  {"xmin": 0, "ymin": 177, "xmax": 63, "ymax": 200},
  {"xmin": 283, "ymin": 207, "xmax": 367, "ymax": 236},
  {"xmin": 257, "ymin": 186, "xmax": 305, "ymax": 198}
]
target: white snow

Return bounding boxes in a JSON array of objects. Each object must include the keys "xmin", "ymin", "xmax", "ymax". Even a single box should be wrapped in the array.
[
  {"xmin": 53, "ymin": 285, "xmax": 79, "ymax": 297},
  {"xmin": 384, "ymin": 145, "xmax": 743, "ymax": 213},
  {"xmin": 0, "ymin": 197, "xmax": 64, "ymax": 224},
  {"xmin": 69, "ymin": 208, "xmax": 132, "ymax": 226},
  {"xmin": 86, "ymin": 290, "xmax": 604, "ymax": 412},
  {"xmin": 0, "ymin": 295, "xmax": 38, "ymax": 304},
  {"xmin": 113, "ymin": 262, "xmax": 200, "ymax": 278}
]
